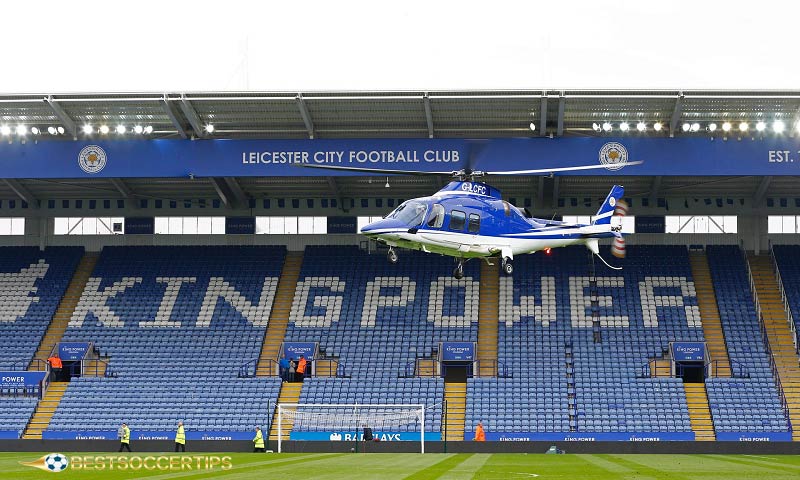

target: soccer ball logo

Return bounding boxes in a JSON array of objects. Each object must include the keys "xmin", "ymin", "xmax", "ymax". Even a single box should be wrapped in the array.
[{"xmin": 45, "ymin": 453, "xmax": 69, "ymax": 472}]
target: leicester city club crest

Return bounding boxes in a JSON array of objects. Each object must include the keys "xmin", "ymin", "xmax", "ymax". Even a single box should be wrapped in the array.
[
  {"xmin": 598, "ymin": 142, "xmax": 628, "ymax": 171},
  {"xmin": 78, "ymin": 145, "xmax": 107, "ymax": 174}
]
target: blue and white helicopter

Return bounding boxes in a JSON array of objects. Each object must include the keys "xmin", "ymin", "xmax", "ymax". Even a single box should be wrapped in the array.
[{"xmin": 306, "ymin": 161, "xmax": 640, "ymax": 279}]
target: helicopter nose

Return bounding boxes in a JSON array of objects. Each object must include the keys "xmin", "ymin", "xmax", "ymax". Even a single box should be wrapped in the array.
[{"xmin": 359, "ymin": 218, "xmax": 403, "ymax": 237}]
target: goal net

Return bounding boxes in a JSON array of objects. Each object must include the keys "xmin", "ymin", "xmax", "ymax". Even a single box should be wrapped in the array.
[{"xmin": 276, "ymin": 403, "xmax": 427, "ymax": 453}]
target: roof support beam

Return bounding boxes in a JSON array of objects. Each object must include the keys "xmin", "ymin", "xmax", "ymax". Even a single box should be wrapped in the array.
[
  {"xmin": 423, "ymin": 92, "xmax": 434, "ymax": 139},
  {"xmin": 753, "ymin": 176, "xmax": 772, "ymax": 207},
  {"xmin": 109, "ymin": 178, "xmax": 138, "ymax": 209},
  {"xmin": 3, "ymin": 179, "xmax": 38, "ymax": 209},
  {"xmin": 556, "ymin": 93, "xmax": 566, "ymax": 136},
  {"xmin": 648, "ymin": 176, "xmax": 663, "ymax": 204},
  {"xmin": 538, "ymin": 92, "xmax": 548, "ymax": 136},
  {"xmin": 551, "ymin": 176, "xmax": 560, "ymax": 207},
  {"xmin": 537, "ymin": 176, "xmax": 545, "ymax": 207},
  {"xmin": 327, "ymin": 176, "xmax": 346, "ymax": 212},
  {"xmin": 223, "ymin": 177, "xmax": 249, "ymax": 209},
  {"xmin": 209, "ymin": 178, "xmax": 232, "ymax": 209},
  {"xmin": 161, "ymin": 95, "xmax": 188, "ymax": 139},
  {"xmin": 296, "ymin": 93, "xmax": 315, "ymax": 139},
  {"xmin": 44, "ymin": 95, "xmax": 77, "ymax": 139},
  {"xmin": 669, "ymin": 92, "xmax": 684, "ymax": 138},
  {"xmin": 179, "ymin": 94, "xmax": 206, "ymax": 138}
]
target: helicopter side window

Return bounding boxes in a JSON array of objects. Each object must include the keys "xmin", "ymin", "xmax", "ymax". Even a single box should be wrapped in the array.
[
  {"xmin": 427, "ymin": 204, "xmax": 445, "ymax": 228},
  {"xmin": 468, "ymin": 213, "xmax": 481, "ymax": 233},
  {"xmin": 449, "ymin": 210, "xmax": 466, "ymax": 231}
]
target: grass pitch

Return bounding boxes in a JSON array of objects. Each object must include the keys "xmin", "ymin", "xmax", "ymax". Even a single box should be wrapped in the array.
[{"xmin": 1, "ymin": 452, "xmax": 800, "ymax": 479}]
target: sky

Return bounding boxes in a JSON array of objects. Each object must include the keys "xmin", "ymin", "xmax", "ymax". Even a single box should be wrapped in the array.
[{"xmin": 0, "ymin": 0, "xmax": 795, "ymax": 93}]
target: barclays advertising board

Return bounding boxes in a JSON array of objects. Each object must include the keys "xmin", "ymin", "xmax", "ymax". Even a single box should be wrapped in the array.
[
  {"xmin": 290, "ymin": 431, "xmax": 441, "ymax": 442},
  {"xmin": 4, "ymin": 137, "xmax": 800, "ymax": 178}
]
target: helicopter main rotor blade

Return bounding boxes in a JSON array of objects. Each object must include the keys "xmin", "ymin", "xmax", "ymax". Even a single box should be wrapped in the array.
[
  {"xmin": 490, "ymin": 160, "xmax": 643, "ymax": 176},
  {"xmin": 298, "ymin": 164, "xmax": 454, "ymax": 176}
]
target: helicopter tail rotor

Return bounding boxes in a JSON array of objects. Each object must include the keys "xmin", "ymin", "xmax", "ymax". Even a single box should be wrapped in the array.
[{"xmin": 610, "ymin": 199, "xmax": 629, "ymax": 259}]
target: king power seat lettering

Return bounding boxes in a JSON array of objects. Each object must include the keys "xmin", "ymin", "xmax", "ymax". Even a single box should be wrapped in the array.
[{"xmin": 65, "ymin": 275, "xmax": 700, "ymax": 329}]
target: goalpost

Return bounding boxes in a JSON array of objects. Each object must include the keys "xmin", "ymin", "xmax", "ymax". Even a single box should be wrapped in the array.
[{"xmin": 276, "ymin": 403, "xmax": 427, "ymax": 453}]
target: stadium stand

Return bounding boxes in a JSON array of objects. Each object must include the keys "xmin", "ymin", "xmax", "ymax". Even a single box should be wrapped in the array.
[
  {"xmin": 284, "ymin": 246, "xmax": 476, "ymax": 438},
  {"xmin": 772, "ymin": 246, "xmax": 800, "ymax": 332},
  {"xmin": 0, "ymin": 397, "xmax": 38, "ymax": 438},
  {"xmin": 0, "ymin": 247, "xmax": 83, "ymax": 370},
  {"xmin": 467, "ymin": 246, "xmax": 700, "ymax": 437},
  {"xmin": 704, "ymin": 246, "xmax": 790, "ymax": 434},
  {"xmin": 45, "ymin": 246, "xmax": 285, "ymax": 435},
  {"xmin": 0, "ymin": 246, "xmax": 82, "ymax": 438},
  {"xmin": 285, "ymin": 246, "xmax": 479, "ymax": 373}
]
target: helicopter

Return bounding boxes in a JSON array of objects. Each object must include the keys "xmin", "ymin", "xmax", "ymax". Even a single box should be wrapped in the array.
[{"xmin": 304, "ymin": 160, "xmax": 640, "ymax": 279}]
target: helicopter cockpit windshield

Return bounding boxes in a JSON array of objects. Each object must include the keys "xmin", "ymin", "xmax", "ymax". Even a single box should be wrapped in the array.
[{"xmin": 388, "ymin": 200, "xmax": 428, "ymax": 227}]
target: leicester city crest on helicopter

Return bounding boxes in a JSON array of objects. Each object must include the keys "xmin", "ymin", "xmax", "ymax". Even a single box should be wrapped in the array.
[{"xmin": 598, "ymin": 142, "xmax": 628, "ymax": 171}]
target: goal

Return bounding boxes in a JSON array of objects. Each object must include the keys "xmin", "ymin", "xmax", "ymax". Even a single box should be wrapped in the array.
[{"xmin": 276, "ymin": 403, "xmax": 427, "ymax": 453}]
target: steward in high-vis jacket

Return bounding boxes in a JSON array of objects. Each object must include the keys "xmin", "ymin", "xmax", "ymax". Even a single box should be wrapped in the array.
[
  {"xmin": 118, "ymin": 423, "xmax": 132, "ymax": 452},
  {"xmin": 296, "ymin": 356, "xmax": 307, "ymax": 382},
  {"xmin": 474, "ymin": 422, "xmax": 486, "ymax": 442},
  {"xmin": 175, "ymin": 421, "xmax": 186, "ymax": 452},
  {"xmin": 253, "ymin": 426, "xmax": 265, "ymax": 453}
]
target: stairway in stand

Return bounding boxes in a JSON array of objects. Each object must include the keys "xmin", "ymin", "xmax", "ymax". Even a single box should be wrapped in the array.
[
  {"xmin": 22, "ymin": 383, "xmax": 69, "ymax": 439},
  {"xmin": 28, "ymin": 252, "xmax": 99, "ymax": 370},
  {"xmin": 689, "ymin": 252, "xmax": 732, "ymax": 377},
  {"xmin": 477, "ymin": 261, "xmax": 499, "ymax": 377},
  {"xmin": 442, "ymin": 382, "xmax": 466, "ymax": 441},
  {"xmin": 268, "ymin": 382, "xmax": 304, "ymax": 441},
  {"xmin": 748, "ymin": 254, "xmax": 800, "ymax": 440},
  {"xmin": 684, "ymin": 383, "xmax": 716, "ymax": 441},
  {"xmin": 256, "ymin": 251, "xmax": 303, "ymax": 376}
]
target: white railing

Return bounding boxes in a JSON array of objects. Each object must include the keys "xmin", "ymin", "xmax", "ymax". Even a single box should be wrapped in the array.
[{"xmin": 770, "ymin": 245, "xmax": 799, "ymax": 352}]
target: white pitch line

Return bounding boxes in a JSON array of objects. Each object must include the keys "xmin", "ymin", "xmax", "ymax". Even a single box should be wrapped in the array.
[{"xmin": 742, "ymin": 455, "xmax": 776, "ymax": 460}]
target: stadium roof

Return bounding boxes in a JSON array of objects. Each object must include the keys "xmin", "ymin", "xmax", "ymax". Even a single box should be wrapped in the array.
[
  {"xmin": 0, "ymin": 89, "xmax": 797, "ymax": 206},
  {"xmin": 2, "ymin": 90, "xmax": 800, "ymax": 140}
]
